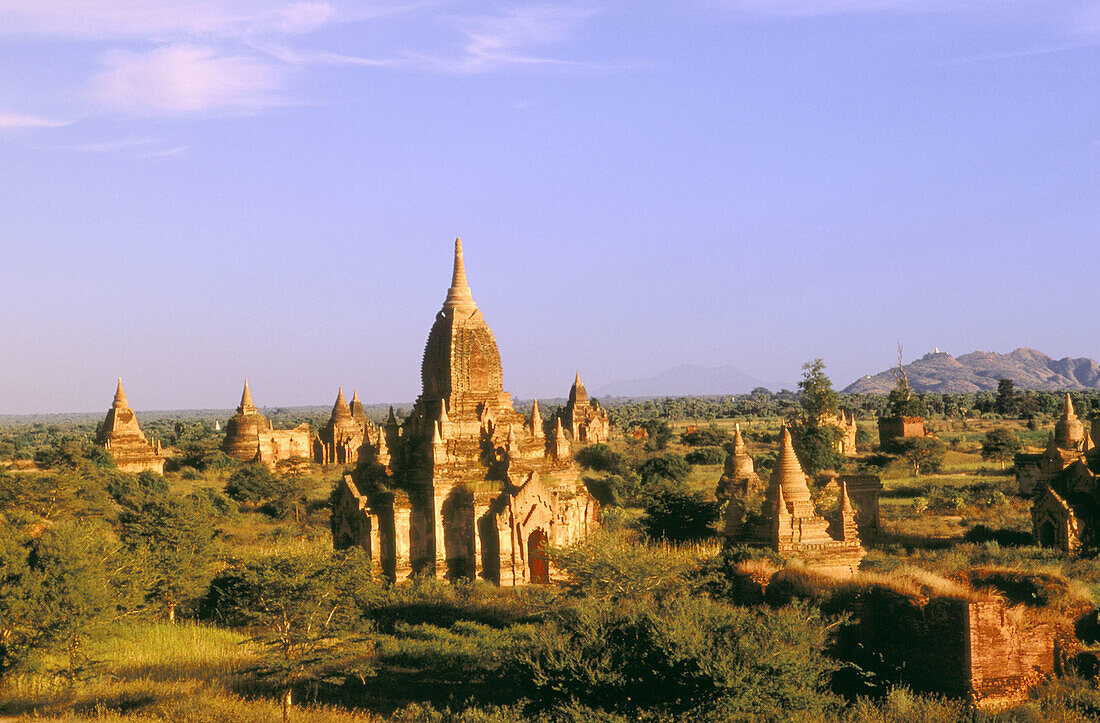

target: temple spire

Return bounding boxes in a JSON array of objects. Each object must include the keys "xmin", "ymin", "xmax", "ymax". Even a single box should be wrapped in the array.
[
  {"xmin": 332, "ymin": 387, "xmax": 351, "ymax": 418},
  {"xmin": 1064, "ymin": 393, "xmax": 1077, "ymax": 420},
  {"xmin": 443, "ymin": 237, "xmax": 476, "ymax": 310},
  {"xmin": 239, "ymin": 379, "xmax": 255, "ymax": 413},
  {"xmin": 113, "ymin": 377, "xmax": 129, "ymax": 408}
]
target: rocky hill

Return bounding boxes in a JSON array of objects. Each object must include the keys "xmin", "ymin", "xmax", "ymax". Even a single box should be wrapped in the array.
[{"xmin": 843, "ymin": 348, "xmax": 1100, "ymax": 394}]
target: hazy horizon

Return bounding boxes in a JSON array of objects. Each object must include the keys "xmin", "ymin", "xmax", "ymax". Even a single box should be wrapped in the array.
[{"xmin": 3, "ymin": 1, "xmax": 1098, "ymax": 415}]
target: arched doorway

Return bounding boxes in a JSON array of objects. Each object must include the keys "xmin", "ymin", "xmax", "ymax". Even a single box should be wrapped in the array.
[
  {"xmin": 1039, "ymin": 520, "xmax": 1058, "ymax": 548},
  {"xmin": 528, "ymin": 529, "xmax": 549, "ymax": 584}
]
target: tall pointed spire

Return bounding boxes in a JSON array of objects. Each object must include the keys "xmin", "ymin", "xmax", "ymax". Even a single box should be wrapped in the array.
[
  {"xmin": 332, "ymin": 387, "xmax": 352, "ymax": 419},
  {"xmin": 733, "ymin": 423, "xmax": 746, "ymax": 454},
  {"xmin": 443, "ymin": 237, "xmax": 476, "ymax": 310},
  {"xmin": 772, "ymin": 427, "xmax": 814, "ymax": 510},
  {"xmin": 1063, "ymin": 393, "xmax": 1077, "ymax": 420},
  {"xmin": 530, "ymin": 399, "xmax": 543, "ymax": 437},
  {"xmin": 239, "ymin": 379, "xmax": 255, "ymax": 413},
  {"xmin": 113, "ymin": 377, "xmax": 129, "ymax": 408}
]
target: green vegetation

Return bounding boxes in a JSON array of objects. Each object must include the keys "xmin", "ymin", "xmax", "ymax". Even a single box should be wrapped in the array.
[{"xmin": 4, "ymin": 391, "xmax": 1100, "ymax": 721}]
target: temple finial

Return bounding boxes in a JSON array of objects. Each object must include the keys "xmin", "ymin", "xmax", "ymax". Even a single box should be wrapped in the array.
[
  {"xmin": 1064, "ymin": 393, "xmax": 1076, "ymax": 420},
  {"xmin": 239, "ymin": 379, "xmax": 255, "ymax": 412},
  {"xmin": 113, "ymin": 377, "xmax": 128, "ymax": 408},
  {"xmin": 444, "ymin": 237, "xmax": 476, "ymax": 309}
]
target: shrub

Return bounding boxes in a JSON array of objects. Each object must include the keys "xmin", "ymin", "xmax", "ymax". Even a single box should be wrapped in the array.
[
  {"xmin": 508, "ymin": 595, "xmax": 839, "ymax": 719},
  {"xmin": 574, "ymin": 445, "xmax": 628, "ymax": 476},
  {"xmin": 680, "ymin": 426, "xmax": 730, "ymax": 447},
  {"xmin": 637, "ymin": 481, "xmax": 719, "ymax": 542},
  {"xmin": 636, "ymin": 454, "xmax": 690, "ymax": 484},
  {"xmin": 685, "ymin": 446, "xmax": 726, "ymax": 466}
]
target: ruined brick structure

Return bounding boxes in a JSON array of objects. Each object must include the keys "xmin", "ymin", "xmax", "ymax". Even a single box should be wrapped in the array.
[
  {"xmin": 877, "ymin": 415, "xmax": 926, "ymax": 449},
  {"xmin": 729, "ymin": 426, "xmax": 864, "ymax": 576},
  {"xmin": 95, "ymin": 378, "xmax": 165, "ymax": 474},
  {"xmin": 837, "ymin": 473, "xmax": 882, "ymax": 538},
  {"xmin": 221, "ymin": 380, "xmax": 312, "ymax": 466},
  {"xmin": 822, "ymin": 410, "xmax": 858, "ymax": 456},
  {"xmin": 313, "ymin": 388, "xmax": 377, "ymax": 465},
  {"xmin": 333, "ymin": 239, "xmax": 599, "ymax": 583},
  {"xmin": 558, "ymin": 373, "xmax": 610, "ymax": 443},
  {"xmin": 1017, "ymin": 395, "xmax": 1090, "ymax": 495},
  {"xmin": 715, "ymin": 423, "xmax": 762, "ymax": 505}
]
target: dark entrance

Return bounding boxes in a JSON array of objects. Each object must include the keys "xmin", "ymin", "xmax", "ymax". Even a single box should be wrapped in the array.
[
  {"xmin": 528, "ymin": 529, "xmax": 549, "ymax": 584},
  {"xmin": 1039, "ymin": 520, "xmax": 1057, "ymax": 548}
]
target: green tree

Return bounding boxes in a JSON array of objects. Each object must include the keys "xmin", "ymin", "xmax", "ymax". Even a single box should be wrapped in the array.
[
  {"xmin": 118, "ymin": 494, "xmax": 217, "ymax": 621},
  {"xmin": 886, "ymin": 347, "xmax": 926, "ymax": 418},
  {"xmin": 636, "ymin": 453, "xmax": 691, "ymax": 485},
  {"xmin": 798, "ymin": 359, "xmax": 839, "ymax": 424},
  {"xmin": 638, "ymin": 481, "xmax": 720, "ymax": 542},
  {"xmin": 509, "ymin": 595, "xmax": 838, "ymax": 719},
  {"xmin": 897, "ymin": 437, "xmax": 946, "ymax": 476},
  {"xmin": 204, "ymin": 548, "xmax": 376, "ymax": 721},
  {"xmin": 995, "ymin": 378, "xmax": 1017, "ymax": 417},
  {"xmin": 574, "ymin": 444, "xmax": 628, "ymax": 476},
  {"xmin": 981, "ymin": 427, "xmax": 1022, "ymax": 470},
  {"xmin": 790, "ymin": 424, "xmax": 844, "ymax": 476}
]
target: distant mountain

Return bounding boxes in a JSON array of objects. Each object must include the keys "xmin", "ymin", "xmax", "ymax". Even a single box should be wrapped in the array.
[
  {"xmin": 594, "ymin": 364, "xmax": 774, "ymax": 399},
  {"xmin": 843, "ymin": 348, "xmax": 1100, "ymax": 394}
]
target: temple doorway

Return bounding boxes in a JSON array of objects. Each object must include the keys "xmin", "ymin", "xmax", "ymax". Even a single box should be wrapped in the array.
[{"xmin": 528, "ymin": 529, "xmax": 549, "ymax": 584}]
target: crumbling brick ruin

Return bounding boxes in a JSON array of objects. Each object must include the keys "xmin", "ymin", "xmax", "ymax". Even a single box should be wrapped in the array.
[
  {"xmin": 715, "ymin": 423, "xmax": 762, "ymax": 507},
  {"xmin": 332, "ymin": 239, "xmax": 599, "ymax": 583},
  {"xmin": 1024, "ymin": 395, "xmax": 1100, "ymax": 553},
  {"xmin": 1016, "ymin": 394, "xmax": 1093, "ymax": 496},
  {"xmin": 221, "ymin": 380, "xmax": 312, "ymax": 466},
  {"xmin": 730, "ymin": 564, "xmax": 1061, "ymax": 709},
  {"xmin": 877, "ymin": 415, "xmax": 926, "ymax": 449},
  {"xmin": 95, "ymin": 378, "xmax": 165, "ymax": 474},
  {"xmin": 557, "ymin": 373, "xmax": 610, "ymax": 443},
  {"xmin": 725, "ymin": 426, "xmax": 865, "ymax": 576},
  {"xmin": 313, "ymin": 388, "xmax": 378, "ymax": 465}
]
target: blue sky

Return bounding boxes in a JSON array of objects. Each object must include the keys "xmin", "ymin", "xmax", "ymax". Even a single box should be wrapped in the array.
[{"xmin": 1, "ymin": 1, "xmax": 1098, "ymax": 414}]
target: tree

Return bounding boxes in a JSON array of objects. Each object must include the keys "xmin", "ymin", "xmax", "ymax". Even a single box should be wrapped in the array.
[
  {"xmin": 638, "ymin": 481, "xmax": 720, "ymax": 542},
  {"xmin": 790, "ymin": 425, "xmax": 844, "ymax": 476},
  {"xmin": 574, "ymin": 444, "xmax": 628, "ymax": 475},
  {"xmin": 995, "ymin": 379, "xmax": 1017, "ymax": 417},
  {"xmin": 981, "ymin": 428, "xmax": 1022, "ymax": 470},
  {"xmin": 637, "ymin": 454, "xmax": 691, "ymax": 485},
  {"xmin": 798, "ymin": 359, "xmax": 839, "ymax": 424},
  {"xmin": 118, "ymin": 494, "xmax": 217, "ymax": 621},
  {"xmin": 897, "ymin": 437, "xmax": 946, "ymax": 476},
  {"xmin": 204, "ymin": 548, "xmax": 376, "ymax": 721},
  {"xmin": 886, "ymin": 345, "xmax": 926, "ymax": 417}
]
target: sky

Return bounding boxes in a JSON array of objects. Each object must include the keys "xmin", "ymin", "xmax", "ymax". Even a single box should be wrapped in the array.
[{"xmin": 1, "ymin": 0, "xmax": 1099, "ymax": 414}]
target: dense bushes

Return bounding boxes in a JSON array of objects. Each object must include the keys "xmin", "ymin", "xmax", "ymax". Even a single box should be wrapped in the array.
[
  {"xmin": 509, "ymin": 595, "xmax": 838, "ymax": 719},
  {"xmin": 638, "ymin": 481, "xmax": 720, "ymax": 542}
]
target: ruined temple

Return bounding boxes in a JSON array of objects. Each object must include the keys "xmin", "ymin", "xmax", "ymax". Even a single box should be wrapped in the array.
[
  {"xmin": 715, "ymin": 423, "xmax": 762, "ymax": 504},
  {"xmin": 558, "ymin": 373, "xmax": 611, "ymax": 443},
  {"xmin": 731, "ymin": 426, "xmax": 864, "ymax": 576},
  {"xmin": 878, "ymin": 415, "xmax": 926, "ymax": 449},
  {"xmin": 833, "ymin": 410, "xmax": 859, "ymax": 455},
  {"xmin": 95, "ymin": 379, "xmax": 165, "ymax": 474},
  {"xmin": 313, "ymin": 388, "xmax": 376, "ymax": 465},
  {"xmin": 221, "ymin": 380, "xmax": 311, "ymax": 466},
  {"xmin": 1017, "ymin": 395, "xmax": 1092, "ymax": 496},
  {"xmin": 334, "ymin": 239, "xmax": 599, "ymax": 583}
]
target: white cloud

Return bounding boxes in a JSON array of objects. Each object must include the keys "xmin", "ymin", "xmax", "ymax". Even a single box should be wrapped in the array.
[
  {"xmin": 711, "ymin": 0, "xmax": 1001, "ymax": 16},
  {"xmin": 0, "ymin": 1, "xmax": 339, "ymax": 39},
  {"xmin": 417, "ymin": 5, "xmax": 599, "ymax": 73},
  {"xmin": 0, "ymin": 111, "xmax": 70, "ymax": 129},
  {"xmin": 91, "ymin": 43, "xmax": 289, "ymax": 113}
]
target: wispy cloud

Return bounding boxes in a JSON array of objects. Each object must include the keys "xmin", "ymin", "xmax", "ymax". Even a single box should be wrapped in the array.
[
  {"xmin": 91, "ymin": 43, "xmax": 290, "ymax": 113},
  {"xmin": 440, "ymin": 5, "xmax": 599, "ymax": 73},
  {"xmin": 0, "ymin": 111, "xmax": 70, "ymax": 129},
  {"xmin": 709, "ymin": 0, "xmax": 999, "ymax": 16},
  {"xmin": 45, "ymin": 137, "xmax": 156, "ymax": 153},
  {"xmin": 0, "ymin": 1, "xmax": 339, "ymax": 39},
  {"xmin": 142, "ymin": 145, "xmax": 188, "ymax": 157}
]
